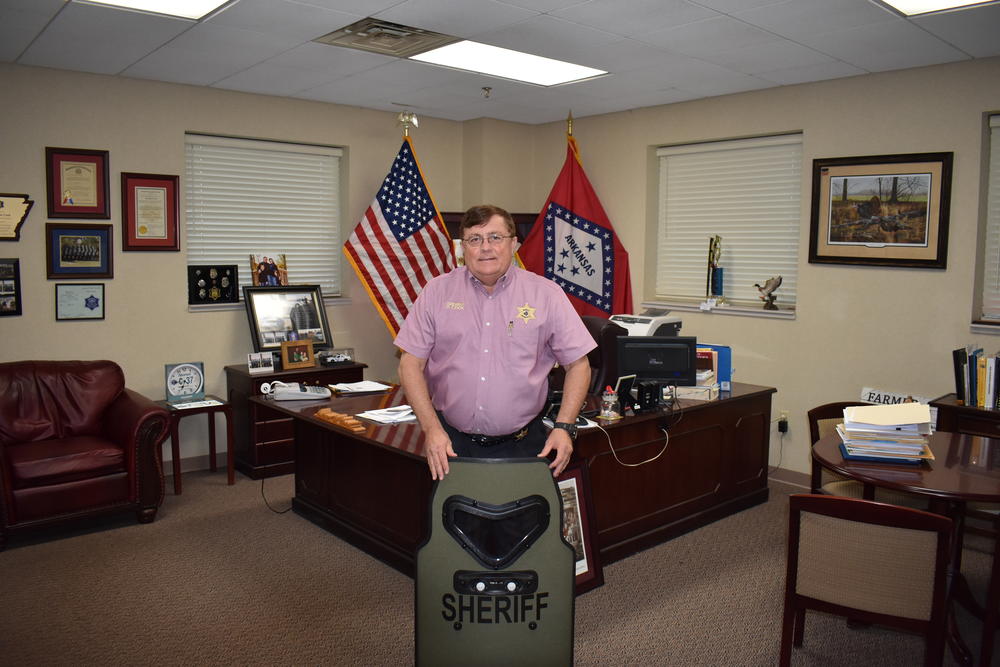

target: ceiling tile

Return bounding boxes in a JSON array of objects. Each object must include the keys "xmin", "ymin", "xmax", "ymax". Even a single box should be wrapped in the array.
[
  {"xmin": 635, "ymin": 15, "xmax": 782, "ymax": 57},
  {"xmin": 734, "ymin": 0, "xmax": 898, "ymax": 40},
  {"xmin": 699, "ymin": 40, "xmax": 835, "ymax": 75},
  {"xmin": 207, "ymin": 0, "xmax": 364, "ymax": 40},
  {"xmin": 912, "ymin": 3, "xmax": 1000, "ymax": 58},
  {"xmin": 551, "ymin": 0, "xmax": 718, "ymax": 37},
  {"xmin": 755, "ymin": 59, "xmax": 865, "ymax": 85},
  {"xmin": 804, "ymin": 18, "xmax": 970, "ymax": 72},
  {"xmin": 480, "ymin": 14, "xmax": 621, "ymax": 63},
  {"xmin": 373, "ymin": 0, "xmax": 538, "ymax": 39},
  {"xmin": 18, "ymin": 2, "xmax": 191, "ymax": 74},
  {"xmin": 0, "ymin": 0, "xmax": 64, "ymax": 63}
]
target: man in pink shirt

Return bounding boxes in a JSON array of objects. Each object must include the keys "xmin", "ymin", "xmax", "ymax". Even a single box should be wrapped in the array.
[{"xmin": 395, "ymin": 205, "xmax": 595, "ymax": 480}]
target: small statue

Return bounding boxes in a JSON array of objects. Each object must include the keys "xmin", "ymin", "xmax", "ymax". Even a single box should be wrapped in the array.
[{"xmin": 754, "ymin": 275, "xmax": 782, "ymax": 310}]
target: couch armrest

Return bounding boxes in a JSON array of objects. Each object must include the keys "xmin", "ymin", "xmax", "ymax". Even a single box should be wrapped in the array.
[{"xmin": 105, "ymin": 388, "xmax": 169, "ymax": 508}]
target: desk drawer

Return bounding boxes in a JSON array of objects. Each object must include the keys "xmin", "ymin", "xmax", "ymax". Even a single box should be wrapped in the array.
[{"xmin": 955, "ymin": 414, "xmax": 1000, "ymax": 439}]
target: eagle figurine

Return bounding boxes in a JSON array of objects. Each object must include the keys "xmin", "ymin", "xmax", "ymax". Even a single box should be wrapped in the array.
[{"xmin": 754, "ymin": 275, "xmax": 782, "ymax": 311}]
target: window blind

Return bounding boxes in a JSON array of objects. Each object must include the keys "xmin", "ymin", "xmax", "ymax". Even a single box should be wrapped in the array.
[
  {"xmin": 184, "ymin": 134, "xmax": 343, "ymax": 299},
  {"xmin": 656, "ymin": 134, "xmax": 802, "ymax": 309},
  {"xmin": 981, "ymin": 115, "xmax": 1000, "ymax": 320}
]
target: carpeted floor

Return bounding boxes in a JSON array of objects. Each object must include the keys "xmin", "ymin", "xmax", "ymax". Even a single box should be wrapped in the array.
[{"xmin": 0, "ymin": 472, "xmax": 993, "ymax": 666}]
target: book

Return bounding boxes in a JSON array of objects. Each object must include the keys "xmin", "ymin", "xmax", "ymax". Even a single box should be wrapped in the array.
[
  {"xmin": 839, "ymin": 443, "xmax": 925, "ymax": 465},
  {"xmin": 699, "ymin": 343, "xmax": 733, "ymax": 392},
  {"xmin": 952, "ymin": 347, "xmax": 967, "ymax": 404}
]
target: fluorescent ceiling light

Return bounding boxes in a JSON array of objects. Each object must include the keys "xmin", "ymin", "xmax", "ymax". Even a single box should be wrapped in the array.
[
  {"xmin": 77, "ymin": 0, "xmax": 228, "ymax": 20},
  {"xmin": 879, "ymin": 0, "xmax": 997, "ymax": 15},
  {"xmin": 410, "ymin": 41, "xmax": 606, "ymax": 87}
]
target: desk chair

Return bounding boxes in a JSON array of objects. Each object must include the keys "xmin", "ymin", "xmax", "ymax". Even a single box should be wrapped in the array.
[
  {"xmin": 808, "ymin": 401, "xmax": 926, "ymax": 508},
  {"xmin": 780, "ymin": 494, "xmax": 952, "ymax": 667}
]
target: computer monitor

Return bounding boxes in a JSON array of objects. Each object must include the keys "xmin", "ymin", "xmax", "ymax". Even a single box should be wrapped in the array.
[{"xmin": 616, "ymin": 335, "xmax": 698, "ymax": 387}]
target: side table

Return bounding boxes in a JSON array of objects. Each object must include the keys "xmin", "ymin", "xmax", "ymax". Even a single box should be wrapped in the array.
[{"xmin": 155, "ymin": 394, "xmax": 235, "ymax": 494}]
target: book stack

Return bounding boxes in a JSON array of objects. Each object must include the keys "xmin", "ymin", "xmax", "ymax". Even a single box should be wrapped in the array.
[
  {"xmin": 837, "ymin": 403, "xmax": 935, "ymax": 464},
  {"xmin": 952, "ymin": 344, "xmax": 999, "ymax": 408}
]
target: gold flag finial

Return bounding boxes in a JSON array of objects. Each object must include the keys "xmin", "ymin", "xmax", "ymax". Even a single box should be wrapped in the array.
[
  {"xmin": 566, "ymin": 111, "xmax": 574, "ymax": 136},
  {"xmin": 397, "ymin": 111, "xmax": 419, "ymax": 137}
]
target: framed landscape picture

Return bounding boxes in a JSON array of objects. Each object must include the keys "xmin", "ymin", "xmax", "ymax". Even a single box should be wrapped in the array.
[{"xmin": 808, "ymin": 152, "xmax": 952, "ymax": 269}]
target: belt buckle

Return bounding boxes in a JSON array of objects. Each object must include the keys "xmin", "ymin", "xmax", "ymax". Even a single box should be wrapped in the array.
[{"xmin": 512, "ymin": 427, "xmax": 528, "ymax": 441}]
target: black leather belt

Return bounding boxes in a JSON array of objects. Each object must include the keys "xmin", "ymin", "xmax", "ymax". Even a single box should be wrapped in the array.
[{"xmin": 461, "ymin": 418, "xmax": 537, "ymax": 447}]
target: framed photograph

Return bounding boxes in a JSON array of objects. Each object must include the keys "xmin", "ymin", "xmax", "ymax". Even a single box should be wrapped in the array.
[
  {"xmin": 249, "ymin": 253, "xmax": 288, "ymax": 286},
  {"xmin": 243, "ymin": 284, "xmax": 333, "ymax": 353},
  {"xmin": 557, "ymin": 461, "xmax": 604, "ymax": 595},
  {"xmin": 188, "ymin": 265, "xmax": 239, "ymax": 304},
  {"xmin": 121, "ymin": 172, "xmax": 179, "ymax": 251},
  {"xmin": 55, "ymin": 283, "xmax": 104, "ymax": 321},
  {"xmin": 808, "ymin": 152, "xmax": 952, "ymax": 269},
  {"xmin": 247, "ymin": 351, "xmax": 275, "ymax": 375},
  {"xmin": 0, "ymin": 194, "xmax": 34, "ymax": 241},
  {"xmin": 46, "ymin": 223, "xmax": 113, "ymax": 279},
  {"xmin": 45, "ymin": 147, "xmax": 110, "ymax": 219},
  {"xmin": 164, "ymin": 362, "xmax": 206, "ymax": 403},
  {"xmin": 0, "ymin": 258, "xmax": 22, "ymax": 316},
  {"xmin": 281, "ymin": 339, "xmax": 316, "ymax": 370}
]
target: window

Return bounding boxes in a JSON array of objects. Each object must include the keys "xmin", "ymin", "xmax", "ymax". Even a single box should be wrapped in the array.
[
  {"xmin": 981, "ymin": 115, "xmax": 1000, "ymax": 321},
  {"xmin": 656, "ymin": 134, "xmax": 802, "ymax": 310},
  {"xmin": 184, "ymin": 134, "xmax": 343, "ymax": 300}
]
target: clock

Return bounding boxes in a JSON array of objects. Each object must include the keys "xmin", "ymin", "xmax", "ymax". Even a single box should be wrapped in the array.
[{"xmin": 165, "ymin": 362, "xmax": 205, "ymax": 403}]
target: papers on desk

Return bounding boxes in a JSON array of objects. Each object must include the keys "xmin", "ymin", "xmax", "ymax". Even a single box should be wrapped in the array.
[
  {"xmin": 356, "ymin": 405, "xmax": 416, "ymax": 424},
  {"xmin": 837, "ymin": 403, "xmax": 934, "ymax": 463},
  {"xmin": 169, "ymin": 399, "xmax": 223, "ymax": 410},
  {"xmin": 329, "ymin": 380, "xmax": 393, "ymax": 394}
]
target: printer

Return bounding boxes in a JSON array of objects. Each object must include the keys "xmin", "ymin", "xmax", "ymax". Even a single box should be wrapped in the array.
[{"xmin": 609, "ymin": 313, "xmax": 682, "ymax": 337}]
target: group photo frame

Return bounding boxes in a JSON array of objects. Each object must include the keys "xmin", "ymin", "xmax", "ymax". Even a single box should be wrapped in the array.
[
  {"xmin": 45, "ymin": 223, "xmax": 113, "ymax": 279},
  {"xmin": 808, "ymin": 152, "xmax": 953, "ymax": 269},
  {"xmin": 0, "ymin": 258, "xmax": 22, "ymax": 317}
]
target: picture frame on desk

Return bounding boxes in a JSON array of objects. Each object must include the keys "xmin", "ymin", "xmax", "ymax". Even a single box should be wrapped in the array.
[
  {"xmin": 808, "ymin": 152, "xmax": 952, "ymax": 269},
  {"xmin": 557, "ymin": 461, "xmax": 604, "ymax": 595},
  {"xmin": 280, "ymin": 339, "xmax": 316, "ymax": 370},
  {"xmin": 243, "ymin": 284, "xmax": 332, "ymax": 353}
]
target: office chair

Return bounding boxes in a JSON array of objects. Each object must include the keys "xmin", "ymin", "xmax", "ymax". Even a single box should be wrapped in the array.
[
  {"xmin": 779, "ymin": 494, "xmax": 952, "ymax": 667},
  {"xmin": 807, "ymin": 401, "xmax": 926, "ymax": 508}
]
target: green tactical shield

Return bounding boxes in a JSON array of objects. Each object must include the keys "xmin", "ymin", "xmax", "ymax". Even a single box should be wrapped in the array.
[{"xmin": 415, "ymin": 458, "xmax": 575, "ymax": 666}]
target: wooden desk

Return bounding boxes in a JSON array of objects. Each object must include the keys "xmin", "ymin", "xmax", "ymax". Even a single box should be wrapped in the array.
[
  {"xmin": 253, "ymin": 382, "xmax": 775, "ymax": 576},
  {"xmin": 813, "ymin": 430, "xmax": 1000, "ymax": 666}
]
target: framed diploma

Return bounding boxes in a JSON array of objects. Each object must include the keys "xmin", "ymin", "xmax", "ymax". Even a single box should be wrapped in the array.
[
  {"xmin": 121, "ymin": 172, "xmax": 179, "ymax": 251},
  {"xmin": 45, "ymin": 147, "xmax": 110, "ymax": 219},
  {"xmin": 0, "ymin": 194, "xmax": 34, "ymax": 241},
  {"xmin": 0, "ymin": 258, "xmax": 22, "ymax": 317},
  {"xmin": 55, "ymin": 283, "xmax": 105, "ymax": 321},
  {"xmin": 46, "ymin": 223, "xmax": 113, "ymax": 279}
]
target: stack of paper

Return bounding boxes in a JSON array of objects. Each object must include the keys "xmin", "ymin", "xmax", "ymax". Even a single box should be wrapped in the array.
[
  {"xmin": 356, "ymin": 405, "xmax": 416, "ymax": 424},
  {"xmin": 837, "ymin": 403, "xmax": 934, "ymax": 463},
  {"xmin": 329, "ymin": 380, "xmax": 392, "ymax": 394}
]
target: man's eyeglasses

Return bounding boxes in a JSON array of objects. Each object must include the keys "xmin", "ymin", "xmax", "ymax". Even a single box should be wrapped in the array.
[{"xmin": 462, "ymin": 233, "xmax": 515, "ymax": 248}]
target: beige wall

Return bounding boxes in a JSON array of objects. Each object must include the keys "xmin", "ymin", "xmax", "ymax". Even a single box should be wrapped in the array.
[{"xmin": 4, "ymin": 58, "xmax": 999, "ymax": 477}]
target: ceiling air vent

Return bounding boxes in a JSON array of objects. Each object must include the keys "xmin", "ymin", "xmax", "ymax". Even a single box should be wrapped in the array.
[{"xmin": 313, "ymin": 18, "xmax": 460, "ymax": 58}]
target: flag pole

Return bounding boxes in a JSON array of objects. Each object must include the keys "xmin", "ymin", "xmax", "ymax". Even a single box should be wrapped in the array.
[
  {"xmin": 398, "ymin": 111, "xmax": 418, "ymax": 138},
  {"xmin": 566, "ymin": 111, "xmax": 573, "ymax": 137}
]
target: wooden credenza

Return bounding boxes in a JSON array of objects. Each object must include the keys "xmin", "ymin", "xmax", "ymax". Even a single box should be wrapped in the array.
[
  {"xmin": 932, "ymin": 393, "xmax": 1000, "ymax": 440},
  {"xmin": 225, "ymin": 362, "xmax": 366, "ymax": 479}
]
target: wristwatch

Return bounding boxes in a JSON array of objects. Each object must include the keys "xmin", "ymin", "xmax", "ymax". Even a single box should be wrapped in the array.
[{"xmin": 552, "ymin": 421, "xmax": 579, "ymax": 440}]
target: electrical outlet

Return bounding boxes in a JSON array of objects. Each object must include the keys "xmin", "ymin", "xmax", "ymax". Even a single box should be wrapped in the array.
[{"xmin": 779, "ymin": 410, "xmax": 789, "ymax": 421}]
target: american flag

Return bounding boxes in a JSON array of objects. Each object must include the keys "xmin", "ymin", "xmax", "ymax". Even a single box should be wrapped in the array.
[{"xmin": 344, "ymin": 137, "xmax": 455, "ymax": 335}]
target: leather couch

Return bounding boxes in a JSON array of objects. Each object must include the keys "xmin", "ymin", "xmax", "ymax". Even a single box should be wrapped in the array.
[{"xmin": 0, "ymin": 360, "xmax": 169, "ymax": 549}]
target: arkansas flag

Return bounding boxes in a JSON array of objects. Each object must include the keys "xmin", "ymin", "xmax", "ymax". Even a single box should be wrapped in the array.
[
  {"xmin": 343, "ymin": 137, "xmax": 455, "ymax": 336},
  {"xmin": 519, "ymin": 134, "xmax": 633, "ymax": 316}
]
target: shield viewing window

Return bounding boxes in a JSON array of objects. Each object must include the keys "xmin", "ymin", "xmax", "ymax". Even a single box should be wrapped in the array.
[{"xmin": 443, "ymin": 495, "xmax": 550, "ymax": 570}]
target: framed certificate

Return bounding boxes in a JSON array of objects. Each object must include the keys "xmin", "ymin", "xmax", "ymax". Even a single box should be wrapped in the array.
[
  {"xmin": 55, "ymin": 283, "xmax": 105, "ymax": 320},
  {"xmin": 122, "ymin": 172, "xmax": 179, "ymax": 251},
  {"xmin": 45, "ymin": 147, "xmax": 110, "ymax": 219},
  {"xmin": 46, "ymin": 223, "xmax": 113, "ymax": 279}
]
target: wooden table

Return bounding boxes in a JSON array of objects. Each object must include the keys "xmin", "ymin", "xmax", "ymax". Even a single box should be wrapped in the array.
[
  {"xmin": 155, "ymin": 395, "xmax": 234, "ymax": 494},
  {"xmin": 252, "ymin": 381, "xmax": 775, "ymax": 575},
  {"xmin": 813, "ymin": 430, "xmax": 1000, "ymax": 666}
]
